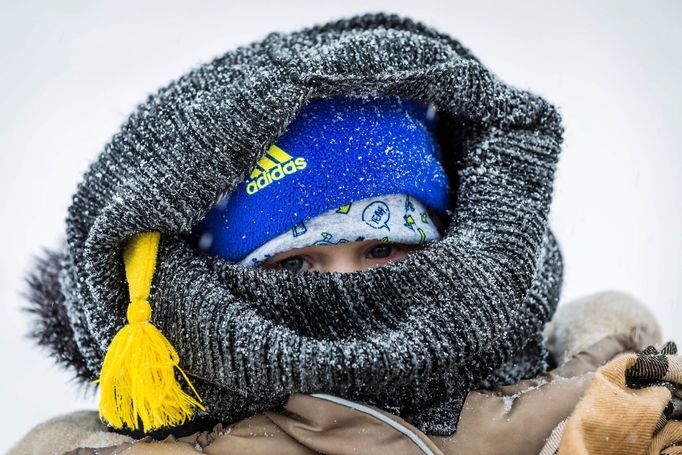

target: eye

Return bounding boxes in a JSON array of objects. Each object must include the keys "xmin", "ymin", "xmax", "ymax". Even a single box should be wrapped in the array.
[
  {"xmin": 273, "ymin": 256, "xmax": 310, "ymax": 272},
  {"xmin": 367, "ymin": 243, "xmax": 394, "ymax": 259}
]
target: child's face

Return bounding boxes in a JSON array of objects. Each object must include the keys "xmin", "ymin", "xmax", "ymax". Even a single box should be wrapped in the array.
[{"xmin": 261, "ymin": 239, "xmax": 421, "ymax": 273}]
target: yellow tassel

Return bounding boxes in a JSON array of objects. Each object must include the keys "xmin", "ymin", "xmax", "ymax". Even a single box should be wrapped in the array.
[{"xmin": 96, "ymin": 231, "xmax": 204, "ymax": 432}]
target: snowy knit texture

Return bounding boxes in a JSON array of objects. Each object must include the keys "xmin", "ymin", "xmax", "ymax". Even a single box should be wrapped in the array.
[{"xmin": 25, "ymin": 13, "xmax": 564, "ymax": 436}]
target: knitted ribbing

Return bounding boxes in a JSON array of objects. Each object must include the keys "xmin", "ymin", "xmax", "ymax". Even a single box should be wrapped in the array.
[{"xmin": 26, "ymin": 12, "xmax": 564, "ymax": 435}]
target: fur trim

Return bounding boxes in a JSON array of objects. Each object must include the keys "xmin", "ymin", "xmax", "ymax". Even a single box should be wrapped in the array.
[
  {"xmin": 23, "ymin": 247, "xmax": 96, "ymax": 383},
  {"xmin": 544, "ymin": 290, "xmax": 662, "ymax": 365},
  {"xmin": 7, "ymin": 410, "xmax": 131, "ymax": 455}
]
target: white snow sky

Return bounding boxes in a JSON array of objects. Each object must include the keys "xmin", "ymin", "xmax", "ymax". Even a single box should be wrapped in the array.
[{"xmin": 1, "ymin": 0, "xmax": 680, "ymax": 451}]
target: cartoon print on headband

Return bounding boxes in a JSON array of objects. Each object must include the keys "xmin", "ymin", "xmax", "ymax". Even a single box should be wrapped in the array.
[
  {"xmin": 362, "ymin": 200, "xmax": 391, "ymax": 230},
  {"xmin": 403, "ymin": 194, "xmax": 430, "ymax": 244},
  {"xmin": 336, "ymin": 203, "xmax": 352, "ymax": 214},
  {"xmin": 240, "ymin": 194, "xmax": 442, "ymax": 266},
  {"xmin": 313, "ymin": 232, "xmax": 350, "ymax": 246},
  {"xmin": 291, "ymin": 221, "xmax": 308, "ymax": 238}
]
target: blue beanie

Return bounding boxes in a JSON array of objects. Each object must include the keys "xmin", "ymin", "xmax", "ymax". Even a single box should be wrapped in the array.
[{"xmin": 192, "ymin": 96, "xmax": 451, "ymax": 262}]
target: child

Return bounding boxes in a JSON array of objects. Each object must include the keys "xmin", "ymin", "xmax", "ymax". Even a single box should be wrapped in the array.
[
  {"xmin": 12, "ymin": 12, "xmax": 677, "ymax": 455},
  {"xmin": 190, "ymin": 96, "xmax": 450, "ymax": 274}
]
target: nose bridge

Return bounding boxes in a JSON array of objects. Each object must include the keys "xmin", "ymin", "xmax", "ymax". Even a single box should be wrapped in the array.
[{"xmin": 320, "ymin": 248, "xmax": 365, "ymax": 274}]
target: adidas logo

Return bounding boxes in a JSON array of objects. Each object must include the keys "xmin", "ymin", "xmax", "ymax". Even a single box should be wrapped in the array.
[{"xmin": 246, "ymin": 144, "xmax": 307, "ymax": 195}]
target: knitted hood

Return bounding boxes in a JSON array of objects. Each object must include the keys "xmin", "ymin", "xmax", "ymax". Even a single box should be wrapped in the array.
[{"xmin": 25, "ymin": 13, "xmax": 564, "ymax": 436}]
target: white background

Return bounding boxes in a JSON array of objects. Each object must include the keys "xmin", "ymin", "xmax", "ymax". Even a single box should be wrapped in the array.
[{"xmin": 1, "ymin": 0, "xmax": 680, "ymax": 451}]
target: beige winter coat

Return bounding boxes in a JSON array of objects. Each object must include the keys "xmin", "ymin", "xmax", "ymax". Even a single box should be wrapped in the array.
[{"xmin": 8, "ymin": 290, "xmax": 669, "ymax": 455}]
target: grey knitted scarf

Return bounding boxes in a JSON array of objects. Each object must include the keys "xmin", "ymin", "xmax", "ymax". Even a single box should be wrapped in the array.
[{"xmin": 25, "ymin": 13, "xmax": 564, "ymax": 436}]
